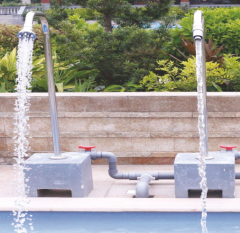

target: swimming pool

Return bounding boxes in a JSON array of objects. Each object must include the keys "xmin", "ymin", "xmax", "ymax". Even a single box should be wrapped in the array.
[{"xmin": 1, "ymin": 212, "xmax": 240, "ymax": 233}]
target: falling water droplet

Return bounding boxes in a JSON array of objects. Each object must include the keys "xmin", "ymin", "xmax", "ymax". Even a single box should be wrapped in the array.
[
  {"xmin": 196, "ymin": 39, "xmax": 208, "ymax": 233},
  {"xmin": 13, "ymin": 33, "xmax": 35, "ymax": 233}
]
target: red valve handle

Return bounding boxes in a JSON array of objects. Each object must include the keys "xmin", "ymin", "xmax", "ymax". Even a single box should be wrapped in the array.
[
  {"xmin": 78, "ymin": 146, "xmax": 96, "ymax": 151},
  {"xmin": 219, "ymin": 145, "xmax": 237, "ymax": 151}
]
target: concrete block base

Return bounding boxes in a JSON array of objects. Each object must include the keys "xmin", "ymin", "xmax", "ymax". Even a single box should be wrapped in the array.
[
  {"xmin": 174, "ymin": 151, "xmax": 235, "ymax": 198},
  {"xmin": 23, "ymin": 152, "xmax": 93, "ymax": 198}
]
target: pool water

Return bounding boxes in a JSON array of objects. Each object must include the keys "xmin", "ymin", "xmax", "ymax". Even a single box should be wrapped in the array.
[
  {"xmin": 1, "ymin": 212, "xmax": 240, "ymax": 233},
  {"xmin": 113, "ymin": 22, "xmax": 182, "ymax": 30}
]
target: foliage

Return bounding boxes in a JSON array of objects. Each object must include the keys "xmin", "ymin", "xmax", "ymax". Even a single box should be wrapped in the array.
[
  {"xmin": 56, "ymin": 18, "xmax": 169, "ymax": 86},
  {"xmin": 45, "ymin": 8, "xmax": 69, "ymax": 29},
  {"xmin": 180, "ymin": 37, "xmax": 224, "ymax": 63},
  {"xmin": 66, "ymin": 7, "xmax": 101, "ymax": 20},
  {"xmin": 0, "ymin": 24, "xmax": 59, "ymax": 58},
  {"xmin": 74, "ymin": 76, "xmax": 96, "ymax": 92},
  {"xmin": 0, "ymin": 46, "xmax": 98, "ymax": 92},
  {"xmin": 31, "ymin": 51, "xmax": 99, "ymax": 92},
  {"xmin": 167, "ymin": 6, "xmax": 188, "ymax": 20},
  {"xmin": 103, "ymin": 81, "xmax": 142, "ymax": 92},
  {"xmin": 141, "ymin": 58, "xmax": 227, "ymax": 92},
  {"xmin": 69, "ymin": 0, "xmax": 172, "ymax": 32},
  {"xmin": 222, "ymin": 55, "xmax": 240, "ymax": 91},
  {"xmin": 1, "ymin": 0, "xmax": 21, "ymax": 5},
  {"xmin": 169, "ymin": 7, "xmax": 240, "ymax": 61},
  {"xmin": 115, "ymin": 0, "xmax": 172, "ymax": 29},
  {"xmin": 73, "ymin": 0, "xmax": 132, "ymax": 32},
  {"xmin": 0, "ymin": 48, "xmax": 17, "ymax": 92}
]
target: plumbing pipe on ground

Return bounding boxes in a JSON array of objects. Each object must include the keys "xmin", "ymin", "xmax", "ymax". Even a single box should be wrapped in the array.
[
  {"xmin": 136, "ymin": 174, "xmax": 154, "ymax": 198},
  {"xmin": 235, "ymin": 173, "xmax": 240, "ymax": 179},
  {"xmin": 81, "ymin": 146, "xmax": 240, "ymax": 197},
  {"xmin": 88, "ymin": 149, "xmax": 174, "ymax": 198},
  {"xmin": 90, "ymin": 150, "xmax": 174, "ymax": 180}
]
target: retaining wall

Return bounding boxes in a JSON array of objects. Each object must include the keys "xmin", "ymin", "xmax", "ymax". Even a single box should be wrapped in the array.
[{"xmin": 1, "ymin": 92, "xmax": 240, "ymax": 165}]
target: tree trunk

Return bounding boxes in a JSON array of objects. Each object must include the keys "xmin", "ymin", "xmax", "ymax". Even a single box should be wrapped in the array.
[{"xmin": 103, "ymin": 13, "xmax": 112, "ymax": 33}]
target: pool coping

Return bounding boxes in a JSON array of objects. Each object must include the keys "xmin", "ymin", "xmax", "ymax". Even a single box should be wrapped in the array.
[{"xmin": 1, "ymin": 198, "xmax": 240, "ymax": 212}]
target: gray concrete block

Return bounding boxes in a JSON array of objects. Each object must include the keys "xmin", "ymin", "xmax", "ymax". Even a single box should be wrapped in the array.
[
  {"xmin": 23, "ymin": 152, "xmax": 93, "ymax": 198},
  {"xmin": 174, "ymin": 151, "xmax": 235, "ymax": 198}
]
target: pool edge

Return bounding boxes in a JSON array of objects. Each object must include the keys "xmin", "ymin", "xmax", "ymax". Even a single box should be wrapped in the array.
[{"xmin": 0, "ymin": 197, "xmax": 239, "ymax": 212}]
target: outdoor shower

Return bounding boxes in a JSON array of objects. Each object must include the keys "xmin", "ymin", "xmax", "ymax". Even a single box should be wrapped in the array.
[
  {"xmin": 18, "ymin": 11, "xmax": 65, "ymax": 160},
  {"xmin": 174, "ymin": 11, "xmax": 235, "ymax": 201},
  {"xmin": 20, "ymin": 12, "xmax": 93, "ymax": 198}
]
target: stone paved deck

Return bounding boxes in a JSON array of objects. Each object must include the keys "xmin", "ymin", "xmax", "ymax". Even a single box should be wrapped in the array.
[{"xmin": 1, "ymin": 164, "xmax": 240, "ymax": 198}]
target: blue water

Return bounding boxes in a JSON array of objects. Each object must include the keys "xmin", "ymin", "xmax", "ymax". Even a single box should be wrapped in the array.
[
  {"xmin": 1, "ymin": 212, "xmax": 240, "ymax": 233},
  {"xmin": 113, "ymin": 22, "xmax": 181, "ymax": 30}
]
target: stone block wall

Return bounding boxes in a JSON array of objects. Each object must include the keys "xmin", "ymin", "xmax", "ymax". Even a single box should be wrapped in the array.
[{"xmin": 1, "ymin": 92, "xmax": 240, "ymax": 165}]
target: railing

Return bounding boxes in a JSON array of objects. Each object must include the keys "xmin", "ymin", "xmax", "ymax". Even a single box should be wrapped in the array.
[
  {"xmin": 0, "ymin": 5, "xmax": 81, "ymax": 15},
  {"xmin": 190, "ymin": 4, "xmax": 240, "ymax": 7},
  {"xmin": 0, "ymin": 7, "xmax": 20, "ymax": 15}
]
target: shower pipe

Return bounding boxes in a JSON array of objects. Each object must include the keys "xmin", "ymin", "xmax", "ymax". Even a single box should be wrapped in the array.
[
  {"xmin": 193, "ymin": 10, "xmax": 209, "ymax": 157},
  {"xmin": 18, "ymin": 11, "xmax": 66, "ymax": 160}
]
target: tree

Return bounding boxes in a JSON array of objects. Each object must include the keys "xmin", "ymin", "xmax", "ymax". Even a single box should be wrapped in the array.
[
  {"xmin": 76, "ymin": 0, "xmax": 172, "ymax": 32},
  {"xmin": 56, "ymin": 19, "xmax": 169, "ymax": 86},
  {"xmin": 116, "ymin": 0, "xmax": 173, "ymax": 28},
  {"xmin": 78, "ymin": 0, "xmax": 132, "ymax": 32}
]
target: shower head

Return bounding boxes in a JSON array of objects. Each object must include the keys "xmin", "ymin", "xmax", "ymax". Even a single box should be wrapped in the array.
[
  {"xmin": 17, "ymin": 31, "xmax": 36, "ymax": 40},
  {"xmin": 17, "ymin": 11, "xmax": 46, "ymax": 40}
]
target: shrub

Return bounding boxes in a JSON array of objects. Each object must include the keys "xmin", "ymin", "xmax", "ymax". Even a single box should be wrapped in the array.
[
  {"xmin": 66, "ymin": 8, "xmax": 101, "ymax": 20},
  {"xmin": 141, "ymin": 58, "xmax": 226, "ymax": 92},
  {"xmin": 0, "ymin": 48, "xmax": 17, "ymax": 92},
  {"xmin": 56, "ymin": 18, "xmax": 169, "ymax": 86},
  {"xmin": 0, "ymin": 24, "xmax": 59, "ymax": 58},
  {"xmin": 168, "ymin": 7, "xmax": 240, "ymax": 60},
  {"xmin": 222, "ymin": 55, "xmax": 240, "ymax": 91}
]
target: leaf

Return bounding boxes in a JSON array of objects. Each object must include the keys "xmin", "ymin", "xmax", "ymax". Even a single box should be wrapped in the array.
[
  {"xmin": 55, "ymin": 82, "xmax": 64, "ymax": 92},
  {"xmin": 211, "ymin": 81, "xmax": 222, "ymax": 92},
  {"xmin": 103, "ymin": 85, "xmax": 122, "ymax": 92},
  {"xmin": 0, "ymin": 82, "xmax": 7, "ymax": 93}
]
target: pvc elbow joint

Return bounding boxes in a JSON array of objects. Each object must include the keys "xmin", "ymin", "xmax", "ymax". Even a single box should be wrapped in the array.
[
  {"xmin": 193, "ymin": 10, "xmax": 204, "ymax": 40},
  {"xmin": 235, "ymin": 152, "xmax": 240, "ymax": 160},
  {"xmin": 101, "ymin": 152, "xmax": 117, "ymax": 163},
  {"xmin": 136, "ymin": 174, "xmax": 153, "ymax": 198}
]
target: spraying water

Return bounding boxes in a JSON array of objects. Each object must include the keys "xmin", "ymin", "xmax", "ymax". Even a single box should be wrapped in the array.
[
  {"xmin": 12, "ymin": 32, "xmax": 35, "ymax": 233},
  {"xmin": 195, "ymin": 39, "xmax": 208, "ymax": 233}
]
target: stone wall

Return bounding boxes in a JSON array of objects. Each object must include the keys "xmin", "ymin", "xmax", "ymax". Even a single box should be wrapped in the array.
[{"xmin": 1, "ymin": 92, "xmax": 240, "ymax": 165}]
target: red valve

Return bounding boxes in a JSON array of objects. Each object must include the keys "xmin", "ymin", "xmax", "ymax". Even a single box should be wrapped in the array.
[
  {"xmin": 78, "ymin": 146, "xmax": 96, "ymax": 151},
  {"xmin": 219, "ymin": 145, "xmax": 237, "ymax": 151}
]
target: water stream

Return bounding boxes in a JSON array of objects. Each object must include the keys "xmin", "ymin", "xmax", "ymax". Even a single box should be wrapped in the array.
[
  {"xmin": 195, "ymin": 39, "xmax": 208, "ymax": 233},
  {"xmin": 12, "ymin": 33, "xmax": 35, "ymax": 233}
]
